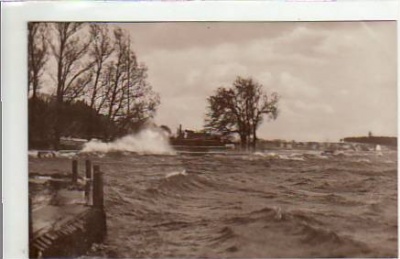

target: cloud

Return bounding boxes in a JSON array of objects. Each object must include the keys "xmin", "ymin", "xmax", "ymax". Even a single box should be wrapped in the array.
[
  {"xmin": 120, "ymin": 22, "xmax": 297, "ymax": 54},
  {"xmin": 278, "ymin": 72, "xmax": 320, "ymax": 99},
  {"xmin": 128, "ymin": 21, "xmax": 396, "ymax": 141}
]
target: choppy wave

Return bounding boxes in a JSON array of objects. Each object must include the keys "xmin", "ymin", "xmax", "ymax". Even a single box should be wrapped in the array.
[
  {"xmin": 46, "ymin": 149, "xmax": 396, "ymax": 258},
  {"xmin": 165, "ymin": 170, "xmax": 187, "ymax": 178}
]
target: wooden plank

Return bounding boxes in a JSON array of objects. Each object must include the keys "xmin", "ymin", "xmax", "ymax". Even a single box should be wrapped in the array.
[
  {"xmin": 30, "ymin": 205, "xmax": 106, "ymax": 258},
  {"xmin": 32, "ymin": 205, "xmax": 90, "ymax": 235}
]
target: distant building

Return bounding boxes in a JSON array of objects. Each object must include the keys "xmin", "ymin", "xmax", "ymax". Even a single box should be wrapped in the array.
[{"xmin": 171, "ymin": 125, "xmax": 230, "ymax": 147}]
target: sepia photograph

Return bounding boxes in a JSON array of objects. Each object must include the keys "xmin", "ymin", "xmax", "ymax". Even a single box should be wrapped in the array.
[{"xmin": 26, "ymin": 21, "xmax": 397, "ymax": 258}]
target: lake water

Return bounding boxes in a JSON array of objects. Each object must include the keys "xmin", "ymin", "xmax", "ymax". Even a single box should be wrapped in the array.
[{"xmin": 73, "ymin": 149, "xmax": 397, "ymax": 258}]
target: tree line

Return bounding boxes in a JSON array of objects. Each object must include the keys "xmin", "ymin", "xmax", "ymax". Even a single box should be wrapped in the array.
[
  {"xmin": 29, "ymin": 22, "xmax": 280, "ymax": 150},
  {"xmin": 343, "ymin": 136, "xmax": 397, "ymax": 147},
  {"xmin": 28, "ymin": 22, "xmax": 159, "ymax": 149}
]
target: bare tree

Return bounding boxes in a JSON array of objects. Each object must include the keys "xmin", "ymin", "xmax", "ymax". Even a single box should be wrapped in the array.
[
  {"xmin": 99, "ymin": 28, "xmax": 160, "ymax": 139},
  {"xmin": 28, "ymin": 22, "xmax": 48, "ymax": 100},
  {"xmin": 234, "ymin": 77, "xmax": 279, "ymax": 148},
  {"xmin": 87, "ymin": 24, "xmax": 114, "ymax": 111},
  {"xmin": 116, "ymin": 58, "xmax": 160, "ymax": 133},
  {"xmin": 84, "ymin": 24, "xmax": 114, "ymax": 139},
  {"xmin": 28, "ymin": 22, "xmax": 48, "ymax": 148},
  {"xmin": 205, "ymin": 76, "xmax": 279, "ymax": 149},
  {"xmin": 49, "ymin": 22, "xmax": 94, "ymax": 149},
  {"xmin": 29, "ymin": 23, "xmax": 160, "ymax": 146}
]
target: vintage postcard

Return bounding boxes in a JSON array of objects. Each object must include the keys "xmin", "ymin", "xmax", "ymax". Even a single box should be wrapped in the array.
[{"xmin": 2, "ymin": 1, "xmax": 399, "ymax": 258}]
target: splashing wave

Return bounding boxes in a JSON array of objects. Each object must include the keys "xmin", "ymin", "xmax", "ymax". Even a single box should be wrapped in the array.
[{"xmin": 80, "ymin": 128, "xmax": 176, "ymax": 155}]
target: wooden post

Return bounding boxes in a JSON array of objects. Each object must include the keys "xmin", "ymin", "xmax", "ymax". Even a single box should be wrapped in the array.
[
  {"xmin": 85, "ymin": 160, "xmax": 92, "ymax": 179},
  {"xmin": 92, "ymin": 165, "xmax": 107, "ymax": 241},
  {"xmin": 85, "ymin": 160, "xmax": 92, "ymax": 205},
  {"xmin": 93, "ymin": 165, "xmax": 104, "ymax": 209},
  {"xmin": 29, "ymin": 197, "xmax": 33, "ymax": 240},
  {"xmin": 72, "ymin": 160, "xmax": 78, "ymax": 183},
  {"xmin": 29, "ymin": 197, "xmax": 35, "ymax": 259}
]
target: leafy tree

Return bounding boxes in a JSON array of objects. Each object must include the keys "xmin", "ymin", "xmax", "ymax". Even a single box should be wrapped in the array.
[
  {"xmin": 205, "ymin": 76, "xmax": 279, "ymax": 149},
  {"xmin": 28, "ymin": 96, "xmax": 118, "ymax": 149},
  {"xmin": 28, "ymin": 95, "xmax": 54, "ymax": 149}
]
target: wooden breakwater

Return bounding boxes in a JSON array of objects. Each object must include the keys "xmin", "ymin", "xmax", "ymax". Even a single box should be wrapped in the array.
[
  {"xmin": 29, "ymin": 159, "xmax": 106, "ymax": 258},
  {"xmin": 172, "ymin": 145, "xmax": 235, "ymax": 156}
]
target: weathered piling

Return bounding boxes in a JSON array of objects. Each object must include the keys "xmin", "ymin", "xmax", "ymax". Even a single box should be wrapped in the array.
[
  {"xmin": 29, "ymin": 197, "xmax": 33, "ymax": 241},
  {"xmin": 30, "ymin": 160, "xmax": 107, "ymax": 258},
  {"xmin": 85, "ymin": 160, "xmax": 92, "ymax": 179},
  {"xmin": 92, "ymin": 165, "xmax": 107, "ymax": 241},
  {"xmin": 72, "ymin": 160, "xmax": 78, "ymax": 183},
  {"xmin": 93, "ymin": 165, "xmax": 104, "ymax": 209},
  {"xmin": 85, "ymin": 160, "xmax": 92, "ymax": 204}
]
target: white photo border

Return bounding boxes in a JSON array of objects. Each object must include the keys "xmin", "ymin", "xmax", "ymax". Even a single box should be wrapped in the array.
[{"xmin": 2, "ymin": 1, "xmax": 399, "ymax": 258}]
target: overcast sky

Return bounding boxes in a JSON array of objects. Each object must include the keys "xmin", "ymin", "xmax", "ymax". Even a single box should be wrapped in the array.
[{"xmin": 117, "ymin": 21, "xmax": 396, "ymax": 142}]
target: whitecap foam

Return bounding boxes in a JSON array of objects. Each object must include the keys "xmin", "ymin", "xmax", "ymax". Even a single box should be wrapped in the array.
[
  {"xmin": 165, "ymin": 170, "xmax": 187, "ymax": 178},
  {"xmin": 28, "ymin": 150, "xmax": 39, "ymax": 158},
  {"xmin": 356, "ymin": 158, "xmax": 371, "ymax": 163},
  {"xmin": 80, "ymin": 127, "xmax": 176, "ymax": 155}
]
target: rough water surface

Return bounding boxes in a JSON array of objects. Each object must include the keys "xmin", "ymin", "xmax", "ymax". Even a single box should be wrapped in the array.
[{"xmin": 31, "ymin": 150, "xmax": 397, "ymax": 258}]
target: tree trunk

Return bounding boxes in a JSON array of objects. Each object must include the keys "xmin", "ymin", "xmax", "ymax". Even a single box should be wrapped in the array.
[
  {"xmin": 240, "ymin": 134, "xmax": 247, "ymax": 151},
  {"xmin": 53, "ymin": 98, "xmax": 62, "ymax": 150},
  {"xmin": 29, "ymin": 77, "xmax": 39, "ymax": 149},
  {"xmin": 252, "ymin": 128, "xmax": 257, "ymax": 151}
]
